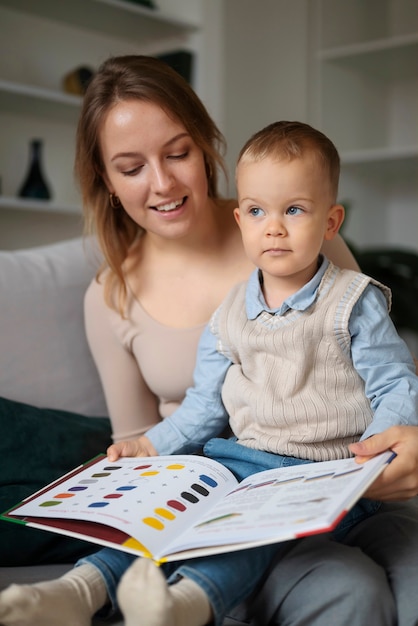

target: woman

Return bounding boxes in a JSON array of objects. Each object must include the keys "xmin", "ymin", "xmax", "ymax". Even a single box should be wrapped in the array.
[{"xmin": 1, "ymin": 55, "xmax": 417, "ymax": 626}]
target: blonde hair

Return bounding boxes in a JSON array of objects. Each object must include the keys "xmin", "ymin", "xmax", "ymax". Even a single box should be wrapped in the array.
[
  {"xmin": 75, "ymin": 55, "xmax": 227, "ymax": 312},
  {"xmin": 237, "ymin": 120, "xmax": 340, "ymax": 201}
]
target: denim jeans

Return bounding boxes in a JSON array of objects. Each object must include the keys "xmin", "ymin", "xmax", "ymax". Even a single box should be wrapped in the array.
[{"xmin": 79, "ymin": 438, "xmax": 380, "ymax": 625}]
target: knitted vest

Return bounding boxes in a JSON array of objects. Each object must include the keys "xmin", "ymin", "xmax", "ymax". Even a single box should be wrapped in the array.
[{"xmin": 210, "ymin": 262, "xmax": 391, "ymax": 461}]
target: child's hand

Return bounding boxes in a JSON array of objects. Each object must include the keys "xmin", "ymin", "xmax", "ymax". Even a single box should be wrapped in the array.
[
  {"xmin": 107, "ymin": 436, "xmax": 158, "ymax": 462},
  {"xmin": 349, "ymin": 426, "xmax": 418, "ymax": 501}
]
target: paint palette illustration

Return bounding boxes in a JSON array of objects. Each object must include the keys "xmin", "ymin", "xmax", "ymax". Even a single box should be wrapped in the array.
[{"xmin": 11, "ymin": 455, "xmax": 233, "ymax": 557}]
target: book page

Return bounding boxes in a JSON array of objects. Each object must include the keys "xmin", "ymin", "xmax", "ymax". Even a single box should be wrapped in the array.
[
  {"xmin": 165, "ymin": 452, "xmax": 393, "ymax": 557},
  {"xmin": 8, "ymin": 455, "xmax": 237, "ymax": 559}
]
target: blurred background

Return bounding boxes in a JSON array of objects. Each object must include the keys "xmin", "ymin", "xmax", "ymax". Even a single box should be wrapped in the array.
[{"xmin": 0, "ymin": 0, "xmax": 416, "ymax": 256}]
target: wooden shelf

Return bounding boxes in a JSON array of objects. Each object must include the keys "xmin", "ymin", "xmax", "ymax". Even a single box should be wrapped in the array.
[
  {"xmin": 0, "ymin": 196, "xmax": 81, "ymax": 215},
  {"xmin": 341, "ymin": 144, "xmax": 418, "ymax": 164},
  {"xmin": 341, "ymin": 147, "xmax": 418, "ymax": 181},
  {"xmin": 0, "ymin": 0, "xmax": 198, "ymax": 43},
  {"xmin": 319, "ymin": 34, "xmax": 418, "ymax": 80},
  {"xmin": 0, "ymin": 79, "xmax": 81, "ymax": 122}
]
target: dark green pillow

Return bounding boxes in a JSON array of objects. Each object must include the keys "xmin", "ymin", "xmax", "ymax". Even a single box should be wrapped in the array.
[{"xmin": 0, "ymin": 396, "xmax": 112, "ymax": 566}]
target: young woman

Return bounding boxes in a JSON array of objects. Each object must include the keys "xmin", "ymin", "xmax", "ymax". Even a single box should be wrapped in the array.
[{"xmin": 1, "ymin": 55, "xmax": 417, "ymax": 626}]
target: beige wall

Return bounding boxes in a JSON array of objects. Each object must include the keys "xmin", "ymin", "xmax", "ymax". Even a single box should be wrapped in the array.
[{"xmin": 223, "ymin": 0, "xmax": 310, "ymax": 193}]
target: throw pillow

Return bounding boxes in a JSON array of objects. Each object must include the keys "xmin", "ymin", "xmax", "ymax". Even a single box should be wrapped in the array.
[{"xmin": 0, "ymin": 396, "xmax": 112, "ymax": 566}]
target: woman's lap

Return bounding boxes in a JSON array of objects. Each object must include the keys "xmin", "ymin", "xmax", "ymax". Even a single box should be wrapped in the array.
[
  {"xmin": 229, "ymin": 500, "xmax": 418, "ymax": 626},
  {"xmin": 343, "ymin": 499, "xmax": 418, "ymax": 626},
  {"xmin": 228, "ymin": 534, "xmax": 395, "ymax": 626}
]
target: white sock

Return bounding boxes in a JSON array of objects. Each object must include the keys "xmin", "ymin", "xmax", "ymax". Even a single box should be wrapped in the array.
[
  {"xmin": 0, "ymin": 564, "xmax": 108, "ymax": 626},
  {"xmin": 117, "ymin": 558, "xmax": 212, "ymax": 626}
]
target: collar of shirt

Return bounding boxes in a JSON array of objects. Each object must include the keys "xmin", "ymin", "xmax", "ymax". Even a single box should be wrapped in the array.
[{"xmin": 245, "ymin": 255, "xmax": 329, "ymax": 320}]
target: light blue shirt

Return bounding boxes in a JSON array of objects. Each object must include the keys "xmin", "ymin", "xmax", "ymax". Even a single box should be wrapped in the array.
[{"xmin": 148, "ymin": 257, "xmax": 418, "ymax": 455}]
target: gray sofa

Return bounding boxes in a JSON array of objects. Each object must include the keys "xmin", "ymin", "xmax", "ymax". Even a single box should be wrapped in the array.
[
  {"xmin": 2, "ymin": 238, "xmax": 417, "ymax": 625},
  {"xmin": 0, "ymin": 237, "xmax": 253, "ymax": 625},
  {"xmin": 0, "ymin": 238, "xmax": 119, "ymax": 624}
]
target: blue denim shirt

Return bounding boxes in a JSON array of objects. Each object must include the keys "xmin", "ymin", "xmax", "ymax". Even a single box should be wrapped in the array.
[{"xmin": 148, "ymin": 257, "xmax": 418, "ymax": 455}]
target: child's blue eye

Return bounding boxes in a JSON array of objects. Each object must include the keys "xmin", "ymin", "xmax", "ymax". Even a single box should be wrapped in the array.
[
  {"xmin": 287, "ymin": 206, "xmax": 303, "ymax": 215},
  {"xmin": 249, "ymin": 207, "xmax": 264, "ymax": 217}
]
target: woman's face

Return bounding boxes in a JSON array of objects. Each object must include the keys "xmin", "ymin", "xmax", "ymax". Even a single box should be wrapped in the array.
[{"xmin": 100, "ymin": 99, "xmax": 209, "ymax": 239}]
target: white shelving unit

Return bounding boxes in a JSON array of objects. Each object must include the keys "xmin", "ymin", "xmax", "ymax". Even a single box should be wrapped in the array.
[
  {"xmin": 0, "ymin": 0, "xmax": 201, "ymax": 242},
  {"xmin": 310, "ymin": 0, "xmax": 418, "ymax": 251},
  {"xmin": 0, "ymin": 0, "xmax": 199, "ymax": 48}
]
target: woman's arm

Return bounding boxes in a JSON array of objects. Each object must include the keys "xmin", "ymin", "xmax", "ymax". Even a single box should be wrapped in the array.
[
  {"xmin": 84, "ymin": 279, "xmax": 161, "ymax": 442},
  {"xmin": 321, "ymin": 234, "xmax": 360, "ymax": 271},
  {"xmin": 108, "ymin": 324, "xmax": 231, "ymax": 460}
]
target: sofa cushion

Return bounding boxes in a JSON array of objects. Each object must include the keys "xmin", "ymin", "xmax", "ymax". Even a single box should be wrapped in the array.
[
  {"xmin": 0, "ymin": 396, "xmax": 112, "ymax": 566},
  {"xmin": 0, "ymin": 237, "xmax": 107, "ymax": 416}
]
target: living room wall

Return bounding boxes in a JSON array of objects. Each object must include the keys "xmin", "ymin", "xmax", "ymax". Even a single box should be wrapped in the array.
[{"xmin": 222, "ymin": 0, "xmax": 310, "ymax": 194}]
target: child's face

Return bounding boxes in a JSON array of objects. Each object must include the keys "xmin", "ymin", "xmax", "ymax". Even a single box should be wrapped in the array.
[{"xmin": 234, "ymin": 155, "xmax": 344, "ymax": 288}]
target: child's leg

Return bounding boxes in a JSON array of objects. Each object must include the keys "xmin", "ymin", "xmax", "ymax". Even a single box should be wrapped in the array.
[
  {"xmin": 203, "ymin": 437, "xmax": 312, "ymax": 479},
  {"xmin": 0, "ymin": 548, "xmax": 136, "ymax": 626},
  {"xmin": 118, "ymin": 558, "xmax": 212, "ymax": 626},
  {"xmin": 118, "ymin": 542, "xmax": 281, "ymax": 626},
  {"xmin": 0, "ymin": 564, "xmax": 106, "ymax": 626}
]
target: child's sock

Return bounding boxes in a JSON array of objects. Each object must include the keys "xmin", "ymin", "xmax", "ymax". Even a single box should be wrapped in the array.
[
  {"xmin": 117, "ymin": 557, "xmax": 213, "ymax": 626},
  {"xmin": 0, "ymin": 563, "xmax": 107, "ymax": 626}
]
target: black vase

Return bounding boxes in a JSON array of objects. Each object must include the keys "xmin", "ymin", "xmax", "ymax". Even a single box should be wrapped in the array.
[{"xmin": 18, "ymin": 139, "xmax": 51, "ymax": 200}]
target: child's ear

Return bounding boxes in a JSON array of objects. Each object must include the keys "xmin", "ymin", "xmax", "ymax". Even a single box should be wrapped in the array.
[
  {"xmin": 233, "ymin": 207, "xmax": 241, "ymax": 226},
  {"xmin": 324, "ymin": 204, "xmax": 345, "ymax": 240}
]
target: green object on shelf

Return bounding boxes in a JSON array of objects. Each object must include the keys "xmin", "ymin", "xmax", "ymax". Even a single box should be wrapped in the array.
[{"xmin": 156, "ymin": 50, "xmax": 194, "ymax": 84}]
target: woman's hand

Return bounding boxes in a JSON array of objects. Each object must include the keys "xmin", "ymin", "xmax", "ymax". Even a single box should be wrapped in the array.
[
  {"xmin": 107, "ymin": 435, "xmax": 158, "ymax": 462},
  {"xmin": 349, "ymin": 425, "xmax": 418, "ymax": 501}
]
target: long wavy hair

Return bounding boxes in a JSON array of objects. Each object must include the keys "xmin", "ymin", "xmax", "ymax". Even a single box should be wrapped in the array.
[{"xmin": 75, "ymin": 55, "xmax": 227, "ymax": 311}]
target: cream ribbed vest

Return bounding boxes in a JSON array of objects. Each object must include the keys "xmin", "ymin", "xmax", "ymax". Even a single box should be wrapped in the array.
[{"xmin": 210, "ymin": 262, "xmax": 391, "ymax": 461}]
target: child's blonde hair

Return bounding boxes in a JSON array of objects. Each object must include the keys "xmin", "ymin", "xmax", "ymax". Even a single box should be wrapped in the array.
[{"xmin": 237, "ymin": 121, "xmax": 340, "ymax": 201}]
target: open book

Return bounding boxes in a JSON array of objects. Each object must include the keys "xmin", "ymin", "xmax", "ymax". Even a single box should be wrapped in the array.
[{"xmin": 1, "ymin": 451, "xmax": 394, "ymax": 563}]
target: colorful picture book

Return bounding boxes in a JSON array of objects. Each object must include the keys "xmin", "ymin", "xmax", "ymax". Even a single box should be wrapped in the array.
[{"xmin": 1, "ymin": 451, "xmax": 394, "ymax": 563}]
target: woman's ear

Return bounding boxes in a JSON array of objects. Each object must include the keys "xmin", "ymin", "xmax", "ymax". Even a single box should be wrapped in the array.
[{"xmin": 324, "ymin": 204, "xmax": 345, "ymax": 241}]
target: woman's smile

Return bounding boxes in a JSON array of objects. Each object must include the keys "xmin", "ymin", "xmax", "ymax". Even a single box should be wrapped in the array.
[{"xmin": 150, "ymin": 197, "xmax": 186, "ymax": 212}]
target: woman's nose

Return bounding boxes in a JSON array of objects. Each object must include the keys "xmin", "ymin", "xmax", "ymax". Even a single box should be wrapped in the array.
[{"xmin": 150, "ymin": 163, "xmax": 175, "ymax": 192}]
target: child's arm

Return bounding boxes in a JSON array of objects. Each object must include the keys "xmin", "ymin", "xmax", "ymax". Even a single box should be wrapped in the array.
[
  {"xmin": 146, "ymin": 324, "xmax": 231, "ymax": 455},
  {"xmin": 348, "ymin": 283, "xmax": 418, "ymax": 500},
  {"xmin": 350, "ymin": 283, "xmax": 418, "ymax": 437}
]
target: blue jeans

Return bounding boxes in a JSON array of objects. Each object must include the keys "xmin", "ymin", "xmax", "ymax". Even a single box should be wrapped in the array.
[{"xmin": 78, "ymin": 438, "xmax": 380, "ymax": 625}]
